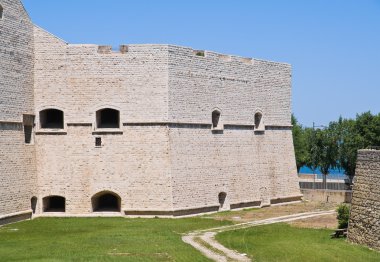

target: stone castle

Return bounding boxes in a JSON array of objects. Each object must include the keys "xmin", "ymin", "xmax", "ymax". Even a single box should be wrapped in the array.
[{"xmin": 0, "ymin": 0, "xmax": 301, "ymax": 224}]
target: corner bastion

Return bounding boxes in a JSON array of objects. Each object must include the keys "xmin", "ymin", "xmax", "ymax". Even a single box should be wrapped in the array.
[
  {"xmin": 348, "ymin": 149, "xmax": 380, "ymax": 251},
  {"xmin": 0, "ymin": 0, "xmax": 37, "ymax": 225}
]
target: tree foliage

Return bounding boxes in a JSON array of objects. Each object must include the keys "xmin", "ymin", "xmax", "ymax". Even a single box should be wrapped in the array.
[
  {"xmin": 292, "ymin": 115, "xmax": 310, "ymax": 173},
  {"xmin": 292, "ymin": 111, "xmax": 380, "ymax": 181},
  {"xmin": 310, "ymin": 127, "xmax": 338, "ymax": 176}
]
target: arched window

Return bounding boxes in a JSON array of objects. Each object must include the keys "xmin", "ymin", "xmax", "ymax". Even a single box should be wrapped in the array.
[
  {"xmin": 96, "ymin": 108, "xmax": 120, "ymax": 128},
  {"xmin": 91, "ymin": 191, "xmax": 121, "ymax": 212},
  {"xmin": 254, "ymin": 111, "xmax": 265, "ymax": 132},
  {"xmin": 40, "ymin": 109, "xmax": 64, "ymax": 129},
  {"xmin": 0, "ymin": 5, "xmax": 3, "ymax": 20},
  {"xmin": 43, "ymin": 196, "xmax": 65, "ymax": 212},
  {"xmin": 212, "ymin": 109, "xmax": 222, "ymax": 130}
]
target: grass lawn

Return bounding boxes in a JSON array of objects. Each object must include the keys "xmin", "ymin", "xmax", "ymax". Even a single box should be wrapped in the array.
[
  {"xmin": 0, "ymin": 217, "xmax": 231, "ymax": 262},
  {"xmin": 216, "ymin": 223, "xmax": 380, "ymax": 262}
]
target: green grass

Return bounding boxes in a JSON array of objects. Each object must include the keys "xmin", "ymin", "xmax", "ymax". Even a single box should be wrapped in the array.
[
  {"xmin": 216, "ymin": 223, "xmax": 380, "ymax": 262},
  {"xmin": 2, "ymin": 217, "xmax": 380, "ymax": 262},
  {"xmin": 0, "ymin": 217, "xmax": 231, "ymax": 262}
]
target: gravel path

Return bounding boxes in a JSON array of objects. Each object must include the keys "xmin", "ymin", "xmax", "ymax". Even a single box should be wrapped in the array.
[{"xmin": 182, "ymin": 210, "xmax": 335, "ymax": 262}]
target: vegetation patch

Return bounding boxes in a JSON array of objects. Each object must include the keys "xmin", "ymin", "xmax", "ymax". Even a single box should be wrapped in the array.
[
  {"xmin": 0, "ymin": 217, "xmax": 230, "ymax": 261},
  {"xmin": 216, "ymin": 223, "xmax": 380, "ymax": 262},
  {"xmin": 292, "ymin": 112, "xmax": 380, "ymax": 181},
  {"xmin": 336, "ymin": 203, "xmax": 350, "ymax": 229}
]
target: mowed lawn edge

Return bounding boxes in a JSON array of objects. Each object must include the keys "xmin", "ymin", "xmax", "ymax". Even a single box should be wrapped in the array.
[
  {"xmin": 0, "ymin": 217, "xmax": 232, "ymax": 262},
  {"xmin": 215, "ymin": 223, "xmax": 380, "ymax": 262}
]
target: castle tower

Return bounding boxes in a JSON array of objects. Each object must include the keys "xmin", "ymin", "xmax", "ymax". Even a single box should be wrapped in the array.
[{"xmin": 0, "ymin": 0, "xmax": 36, "ymax": 224}]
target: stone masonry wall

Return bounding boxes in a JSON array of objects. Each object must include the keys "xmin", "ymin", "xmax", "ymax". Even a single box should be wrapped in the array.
[
  {"xmin": 167, "ymin": 46, "xmax": 292, "ymax": 126},
  {"xmin": 348, "ymin": 149, "xmax": 380, "ymax": 251},
  {"xmin": 35, "ymin": 125, "xmax": 172, "ymax": 214},
  {"xmin": 34, "ymin": 27, "xmax": 169, "ymax": 124},
  {"xmin": 0, "ymin": 0, "xmax": 34, "ymax": 121},
  {"xmin": 33, "ymin": 27, "xmax": 173, "ymax": 214},
  {"xmin": 0, "ymin": 0, "xmax": 36, "ymax": 222},
  {"xmin": 33, "ymin": 22, "xmax": 300, "ymax": 215},
  {"xmin": 168, "ymin": 47, "xmax": 300, "ymax": 211},
  {"xmin": 168, "ymin": 127, "xmax": 300, "ymax": 210}
]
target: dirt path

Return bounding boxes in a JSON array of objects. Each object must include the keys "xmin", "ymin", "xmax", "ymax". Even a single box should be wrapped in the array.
[{"xmin": 182, "ymin": 210, "xmax": 335, "ymax": 262}]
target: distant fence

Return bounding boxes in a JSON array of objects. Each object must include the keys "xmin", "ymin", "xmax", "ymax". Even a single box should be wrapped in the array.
[
  {"xmin": 299, "ymin": 173, "xmax": 350, "ymax": 181},
  {"xmin": 299, "ymin": 181, "xmax": 351, "ymax": 191},
  {"xmin": 299, "ymin": 172, "xmax": 352, "ymax": 191}
]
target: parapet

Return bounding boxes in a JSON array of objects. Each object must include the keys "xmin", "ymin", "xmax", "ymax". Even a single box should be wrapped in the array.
[
  {"xmin": 97, "ymin": 45, "xmax": 129, "ymax": 54},
  {"xmin": 76, "ymin": 43, "xmax": 290, "ymax": 67},
  {"xmin": 187, "ymin": 47, "xmax": 255, "ymax": 65}
]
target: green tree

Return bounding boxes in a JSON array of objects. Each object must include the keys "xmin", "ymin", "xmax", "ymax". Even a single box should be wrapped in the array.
[
  {"xmin": 309, "ymin": 126, "xmax": 339, "ymax": 187},
  {"xmin": 292, "ymin": 112, "xmax": 380, "ymax": 183},
  {"xmin": 292, "ymin": 114, "xmax": 310, "ymax": 173},
  {"xmin": 356, "ymin": 111, "xmax": 380, "ymax": 148},
  {"xmin": 331, "ymin": 117, "xmax": 363, "ymax": 182}
]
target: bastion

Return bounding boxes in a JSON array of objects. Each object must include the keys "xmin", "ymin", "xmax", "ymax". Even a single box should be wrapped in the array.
[
  {"xmin": 348, "ymin": 149, "xmax": 380, "ymax": 251},
  {"xmin": 0, "ymin": 0, "xmax": 301, "ymax": 223}
]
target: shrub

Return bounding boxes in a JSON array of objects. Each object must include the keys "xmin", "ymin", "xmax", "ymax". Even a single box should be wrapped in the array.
[{"xmin": 337, "ymin": 204, "xmax": 350, "ymax": 229}]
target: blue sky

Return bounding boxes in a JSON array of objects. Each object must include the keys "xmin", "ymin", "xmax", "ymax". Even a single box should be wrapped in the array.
[{"xmin": 22, "ymin": 0, "xmax": 380, "ymax": 126}]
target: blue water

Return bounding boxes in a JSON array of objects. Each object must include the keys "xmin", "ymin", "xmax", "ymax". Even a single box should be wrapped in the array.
[
  {"xmin": 300, "ymin": 166, "xmax": 344, "ymax": 175},
  {"xmin": 299, "ymin": 166, "xmax": 347, "ymax": 179}
]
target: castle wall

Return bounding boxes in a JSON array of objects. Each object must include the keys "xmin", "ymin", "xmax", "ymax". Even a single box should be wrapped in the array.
[
  {"xmin": 32, "ymin": 23, "xmax": 300, "ymax": 216},
  {"xmin": 33, "ymin": 28, "xmax": 173, "ymax": 214},
  {"xmin": 348, "ymin": 149, "xmax": 380, "ymax": 251},
  {"xmin": 34, "ymin": 27, "xmax": 169, "ymax": 124},
  {"xmin": 168, "ymin": 125, "xmax": 300, "ymax": 212},
  {"xmin": 167, "ymin": 46, "xmax": 292, "ymax": 126},
  {"xmin": 35, "ymin": 125, "xmax": 172, "ymax": 214},
  {"xmin": 0, "ymin": 0, "xmax": 34, "ymax": 121},
  {"xmin": 167, "ymin": 47, "xmax": 300, "ymax": 212},
  {"xmin": 0, "ymin": 0, "xmax": 36, "ymax": 224}
]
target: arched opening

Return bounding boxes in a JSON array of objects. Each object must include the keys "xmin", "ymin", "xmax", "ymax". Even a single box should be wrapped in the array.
[
  {"xmin": 212, "ymin": 110, "xmax": 221, "ymax": 129},
  {"xmin": 96, "ymin": 108, "xmax": 120, "ymax": 128},
  {"xmin": 92, "ymin": 191, "xmax": 121, "ymax": 212},
  {"xmin": 0, "ymin": 5, "xmax": 3, "ymax": 20},
  {"xmin": 43, "ymin": 196, "xmax": 65, "ymax": 212},
  {"xmin": 31, "ymin": 197, "xmax": 37, "ymax": 214},
  {"xmin": 40, "ymin": 109, "xmax": 64, "ymax": 129},
  {"xmin": 218, "ymin": 192, "xmax": 227, "ymax": 210},
  {"xmin": 254, "ymin": 112, "xmax": 264, "ymax": 131}
]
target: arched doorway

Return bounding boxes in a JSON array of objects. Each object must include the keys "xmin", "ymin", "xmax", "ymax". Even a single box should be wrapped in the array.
[
  {"xmin": 91, "ymin": 191, "xmax": 121, "ymax": 212},
  {"xmin": 43, "ymin": 196, "xmax": 65, "ymax": 212}
]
